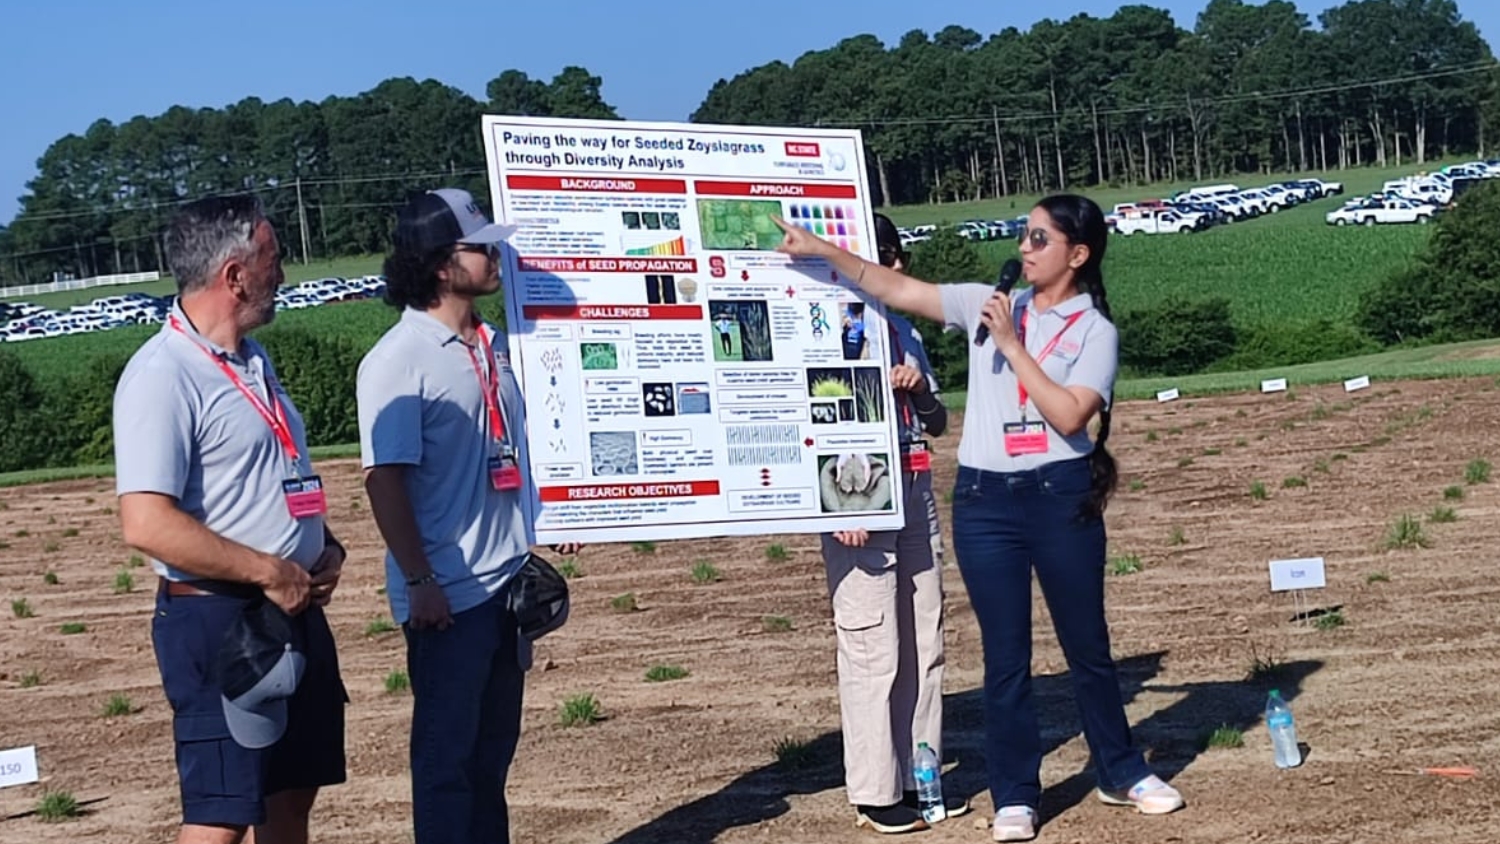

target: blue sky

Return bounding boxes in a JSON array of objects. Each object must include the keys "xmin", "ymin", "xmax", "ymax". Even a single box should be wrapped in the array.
[{"xmin": 1, "ymin": 0, "xmax": 1495, "ymax": 223}]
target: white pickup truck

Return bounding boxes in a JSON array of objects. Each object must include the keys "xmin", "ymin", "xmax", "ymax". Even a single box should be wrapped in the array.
[
  {"xmin": 1114, "ymin": 209, "xmax": 1202, "ymax": 235},
  {"xmin": 1325, "ymin": 197, "xmax": 1438, "ymax": 226}
]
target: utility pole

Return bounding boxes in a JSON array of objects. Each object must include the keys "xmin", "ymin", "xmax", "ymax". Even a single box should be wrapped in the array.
[
  {"xmin": 295, "ymin": 176, "xmax": 311, "ymax": 265},
  {"xmin": 992, "ymin": 105, "xmax": 1008, "ymax": 197}
]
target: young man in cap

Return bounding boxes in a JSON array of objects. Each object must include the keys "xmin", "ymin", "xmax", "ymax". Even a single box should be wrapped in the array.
[
  {"xmin": 358, "ymin": 187, "xmax": 576, "ymax": 844},
  {"xmin": 820, "ymin": 213, "xmax": 967, "ymax": 834},
  {"xmin": 114, "ymin": 194, "xmax": 349, "ymax": 844}
]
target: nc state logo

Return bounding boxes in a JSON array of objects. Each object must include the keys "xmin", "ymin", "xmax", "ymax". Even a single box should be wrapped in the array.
[{"xmin": 709, "ymin": 256, "xmax": 726, "ymax": 278}]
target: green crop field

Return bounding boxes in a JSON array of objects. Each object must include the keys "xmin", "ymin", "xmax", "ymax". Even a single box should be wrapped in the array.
[
  {"xmin": 0, "ymin": 159, "xmax": 1466, "ymax": 384},
  {"xmin": 891, "ymin": 159, "xmax": 1454, "ymax": 329},
  {"xmin": 963, "ymin": 210, "xmax": 1429, "ymax": 327}
]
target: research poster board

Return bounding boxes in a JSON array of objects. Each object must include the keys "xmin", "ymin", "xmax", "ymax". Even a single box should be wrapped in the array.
[{"xmin": 479, "ymin": 116, "xmax": 908, "ymax": 544}]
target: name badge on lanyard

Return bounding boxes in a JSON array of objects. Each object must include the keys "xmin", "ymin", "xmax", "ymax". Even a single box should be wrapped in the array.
[
  {"xmin": 169, "ymin": 316, "xmax": 326, "ymax": 518},
  {"xmin": 282, "ymin": 475, "xmax": 328, "ymax": 518},
  {"xmin": 467, "ymin": 325, "xmax": 523, "ymax": 492},
  {"xmin": 489, "ymin": 451, "xmax": 522, "ymax": 491},
  {"xmin": 1007, "ymin": 309, "xmax": 1084, "ymax": 457},
  {"xmin": 902, "ymin": 439, "xmax": 933, "ymax": 472},
  {"xmin": 1002, "ymin": 422, "xmax": 1049, "ymax": 455}
]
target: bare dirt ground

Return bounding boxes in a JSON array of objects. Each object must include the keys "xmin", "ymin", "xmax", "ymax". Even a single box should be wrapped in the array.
[{"xmin": 3, "ymin": 376, "xmax": 1500, "ymax": 843}]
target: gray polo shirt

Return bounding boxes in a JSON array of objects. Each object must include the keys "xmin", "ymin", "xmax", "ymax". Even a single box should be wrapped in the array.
[
  {"xmin": 357, "ymin": 308, "xmax": 532, "ymax": 624},
  {"xmin": 114, "ymin": 304, "xmax": 326, "ymax": 581},
  {"xmin": 940, "ymin": 284, "xmax": 1118, "ymax": 472}
]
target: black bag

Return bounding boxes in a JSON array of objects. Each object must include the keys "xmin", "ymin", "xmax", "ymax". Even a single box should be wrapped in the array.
[{"xmin": 508, "ymin": 553, "xmax": 570, "ymax": 641}]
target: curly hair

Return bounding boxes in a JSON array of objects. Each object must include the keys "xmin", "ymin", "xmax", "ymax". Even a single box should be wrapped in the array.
[{"xmin": 381, "ymin": 246, "xmax": 453, "ymax": 311}]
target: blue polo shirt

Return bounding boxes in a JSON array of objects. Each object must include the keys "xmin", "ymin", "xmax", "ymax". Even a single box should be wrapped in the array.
[
  {"xmin": 113, "ymin": 304, "xmax": 325, "ymax": 580},
  {"xmin": 356, "ymin": 308, "xmax": 532, "ymax": 624}
]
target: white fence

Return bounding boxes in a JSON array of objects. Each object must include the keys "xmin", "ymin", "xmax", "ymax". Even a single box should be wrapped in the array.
[{"xmin": 0, "ymin": 271, "xmax": 162, "ymax": 300}]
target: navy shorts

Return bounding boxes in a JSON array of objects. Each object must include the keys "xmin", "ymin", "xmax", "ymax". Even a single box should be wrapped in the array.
[{"xmin": 151, "ymin": 586, "xmax": 348, "ymax": 827}]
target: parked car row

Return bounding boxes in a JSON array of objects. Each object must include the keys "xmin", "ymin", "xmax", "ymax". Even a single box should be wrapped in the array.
[
  {"xmin": 1323, "ymin": 159, "xmax": 1500, "ymax": 226},
  {"xmin": 1107, "ymin": 178, "xmax": 1344, "ymax": 236},
  {"xmin": 895, "ymin": 217, "xmax": 1030, "ymax": 247},
  {"xmin": 0, "ymin": 275, "xmax": 386, "ymax": 342},
  {"xmin": 274, "ymin": 275, "xmax": 386, "ymax": 310},
  {"xmin": 0, "ymin": 292, "xmax": 169, "ymax": 342},
  {"xmin": 876, "ymin": 159, "xmax": 1491, "ymax": 246}
]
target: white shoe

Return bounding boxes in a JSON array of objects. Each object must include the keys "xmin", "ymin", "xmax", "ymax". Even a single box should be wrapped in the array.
[
  {"xmin": 1097, "ymin": 774, "xmax": 1185, "ymax": 815},
  {"xmin": 992, "ymin": 805, "xmax": 1038, "ymax": 841}
]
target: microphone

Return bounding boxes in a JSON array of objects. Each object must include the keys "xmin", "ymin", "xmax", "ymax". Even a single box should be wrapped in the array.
[{"xmin": 973, "ymin": 258, "xmax": 1023, "ymax": 346}]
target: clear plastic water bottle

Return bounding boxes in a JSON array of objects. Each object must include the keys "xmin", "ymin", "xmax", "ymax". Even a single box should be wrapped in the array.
[
  {"xmin": 913, "ymin": 742, "xmax": 946, "ymax": 823},
  {"xmin": 1266, "ymin": 689, "xmax": 1303, "ymax": 768}
]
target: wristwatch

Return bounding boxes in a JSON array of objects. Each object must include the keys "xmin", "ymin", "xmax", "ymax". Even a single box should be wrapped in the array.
[{"xmin": 405, "ymin": 572, "xmax": 438, "ymax": 587}]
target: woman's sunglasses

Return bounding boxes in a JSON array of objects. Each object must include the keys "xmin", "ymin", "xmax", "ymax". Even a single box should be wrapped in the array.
[{"xmin": 1016, "ymin": 226, "xmax": 1055, "ymax": 249}]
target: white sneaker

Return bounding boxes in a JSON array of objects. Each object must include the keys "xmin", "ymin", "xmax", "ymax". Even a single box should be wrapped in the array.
[
  {"xmin": 992, "ymin": 805, "xmax": 1038, "ymax": 841},
  {"xmin": 1097, "ymin": 774, "xmax": 1185, "ymax": 815}
]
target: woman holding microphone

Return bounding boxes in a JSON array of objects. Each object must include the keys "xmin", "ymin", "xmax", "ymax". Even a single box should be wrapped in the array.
[{"xmin": 774, "ymin": 196, "xmax": 1183, "ymax": 842}]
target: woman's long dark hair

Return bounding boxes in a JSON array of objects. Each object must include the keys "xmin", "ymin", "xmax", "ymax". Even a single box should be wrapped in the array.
[{"xmin": 1036, "ymin": 194, "xmax": 1117, "ymax": 517}]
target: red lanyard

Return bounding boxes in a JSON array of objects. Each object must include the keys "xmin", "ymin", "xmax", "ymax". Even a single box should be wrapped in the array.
[
  {"xmin": 1016, "ymin": 309, "xmax": 1085, "ymax": 411},
  {"xmin": 887, "ymin": 320, "xmax": 913, "ymax": 430},
  {"xmin": 168, "ymin": 315, "xmax": 301, "ymax": 467},
  {"xmin": 463, "ymin": 323, "xmax": 509, "ymax": 447}
]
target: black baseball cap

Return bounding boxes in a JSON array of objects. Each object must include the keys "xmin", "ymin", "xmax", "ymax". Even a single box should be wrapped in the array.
[
  {"xmin": 508, "ymin": 553, "xmax": 570, "ymax": 642},
  {"xmin": 217, "ymin": 600, "xmax": 306, "ymax": 749},
  {"xmin": 393, "ymin": 188, "xmax": 518, "ymax": 256}
]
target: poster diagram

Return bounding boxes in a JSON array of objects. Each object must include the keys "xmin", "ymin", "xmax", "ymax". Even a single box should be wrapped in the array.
[{"xmin": 480, "ymin": 116, "xmax": 903, "ymax": 543}]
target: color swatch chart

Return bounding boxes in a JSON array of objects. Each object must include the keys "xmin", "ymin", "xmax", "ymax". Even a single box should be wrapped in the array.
[
  {"xmin": 787, "ymin": 203, "xmax": 861, "ymax": 252},
  {"xmin": 624, "ymin": 236, "xmax": 687, "ymax": 256}
]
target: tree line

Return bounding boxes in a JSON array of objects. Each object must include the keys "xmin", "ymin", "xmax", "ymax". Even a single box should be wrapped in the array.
[
  {"xmin": 695, "ymin": 0, "xmax": 1497, "ymax": 205},
  {"xmin": 1, "ymin": 0, "xmax": 1496, "ymax": 287}
]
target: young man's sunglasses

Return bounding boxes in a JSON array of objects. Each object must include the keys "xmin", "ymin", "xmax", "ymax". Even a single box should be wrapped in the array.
[
  {"xmin": 877, "ymin": 245, "xmax": 911, "ymax": 268},
  {"xmin": 454, "ymin": 242, "xmax": 501, "ymax": 260}
]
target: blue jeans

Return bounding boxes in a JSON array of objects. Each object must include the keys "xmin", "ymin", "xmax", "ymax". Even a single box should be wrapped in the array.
[
  {"xmin": 405, "ymin": 591, "xmax": 525, "ymax": 844},
  {"xmin": 950, "ymin": 459, "xmax": 1150, "ymax": 811}
]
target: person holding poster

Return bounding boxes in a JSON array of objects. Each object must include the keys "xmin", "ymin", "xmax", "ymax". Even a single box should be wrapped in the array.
[
  {"xmin": 357, "ymin": 187, "xmax": 577, "ymax": 844},
  {"xmin": 820, "ymin": 213, "xmax": 964, "ymax": 834},
  {"xmin": 776, "ymin": 197, "xmax": 1183, "ymax": 842}
]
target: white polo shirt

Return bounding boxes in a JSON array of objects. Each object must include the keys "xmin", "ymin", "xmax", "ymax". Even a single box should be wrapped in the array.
[
  {"xmin": 356, "ymin": 308, "xmax": 532, "ymax": 624},
  {"xmin": 940, "ymin": 284, "xmax": 1118, "ymax": 472},
  {"xmin": 113, "ymin": 304, "xmax": 325, "ymax": 581}
]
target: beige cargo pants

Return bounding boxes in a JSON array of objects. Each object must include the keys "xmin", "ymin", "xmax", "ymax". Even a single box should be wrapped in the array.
[{"xmin": 819, "ymin": 469, "xmax": 946, "ymax": 806}]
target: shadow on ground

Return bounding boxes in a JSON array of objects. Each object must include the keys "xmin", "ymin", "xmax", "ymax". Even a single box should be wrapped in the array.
[{"xmin": 605, "ymin": 652, "xmax": 1323, "ymax": 843}]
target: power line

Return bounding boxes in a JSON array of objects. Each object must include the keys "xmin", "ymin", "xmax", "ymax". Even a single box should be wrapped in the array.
[
  {"xmin": 816, "ymin": 60, "xmax": 1500, "ymax": 128},
  {"xmin": 9, "ymin": 168, "xmax": 488, "ymax": 224}
]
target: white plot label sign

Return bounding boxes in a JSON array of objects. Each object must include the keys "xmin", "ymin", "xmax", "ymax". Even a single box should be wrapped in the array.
[
  {"xmin": 0, "ymin": 745, "xmax": 39, "ymax": 789},
  {"xmin": 1268, "ymin": 557, "xmax": 1327, "ymax": 592}
]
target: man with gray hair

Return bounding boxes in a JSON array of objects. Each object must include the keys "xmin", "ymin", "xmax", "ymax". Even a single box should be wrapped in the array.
[{"xmin": 114, "ymin": 194, "xmax": 349, "ymax": 844}]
